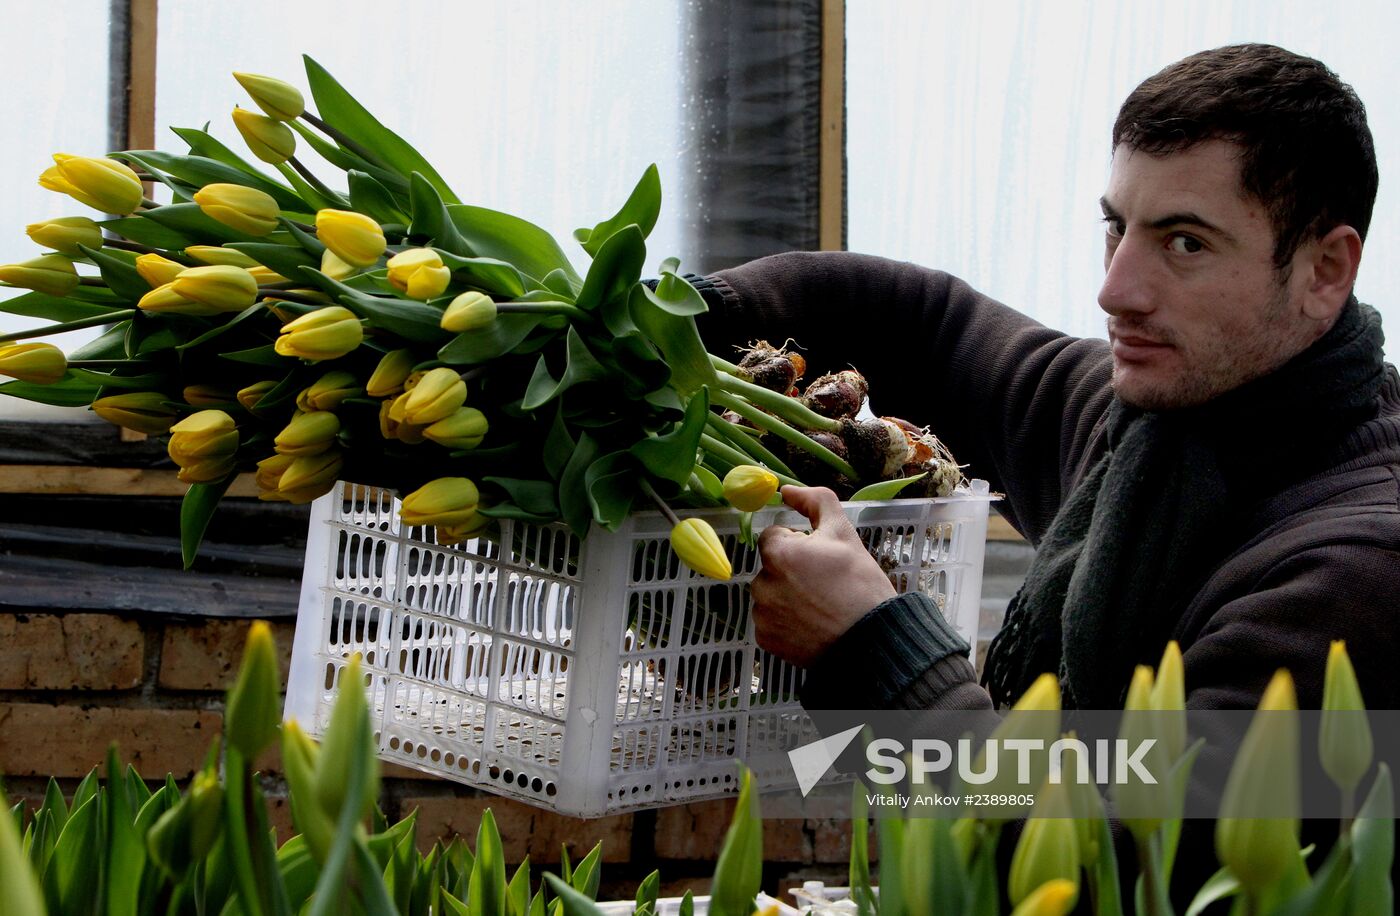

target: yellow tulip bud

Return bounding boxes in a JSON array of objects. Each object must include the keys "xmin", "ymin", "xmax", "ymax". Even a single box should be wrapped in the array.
[
  {"xmin": 386, "ymin": 248, "xmax": 442, "ymax": 290},
  {"xmin": 138, "ymin": 282, "xmax": 223, "ymax": 317},
  {"xmin": 172, "ymin": 265, "xmax": 258, "ymax": 312},
  {"xmin": 237, "ymin": 379, "xmax": 280, "ymax": 412},
  {"xmin": 400, "ymin": 477, "xmax": 480, "ymax": 528},
  {"xmin": 366, "ymin": 348, "xmax": 416, "ymax": 397},
  {"xmin": 441, "ymin": 291, "xmax": 498, "ymax": 333},
  {"xmin": 183, "ymin": 384, "xmax": 235, "ymax": 407},
  {"xmin": 39, "ymin": 153, "xmax": 143, "ymax": 214},
  {"xmin": 186, "ymin": 769, "xmax": 224, "ymax": 861},
  {"xmin": 0, "ymin": 254, "xmax": 79, "ymax": 297},
  {"xmin": 320, "ymin": 248, "xmax": 358, "ymax": 281},
  {"xmin": 92, "ymin": 391, "xmax": 180, "ymax": 434},
  {"xmin": 435, "ymin": 513, "xmax": 492, "ymax": 546},
  {"xmin": 296, "ymin": 371, "xmax": 362, "ymax": 412},
  {"xmin": 184, "ymin": 245, "xmax": 258, "ymax": 268},
  {"xmin": 232, "ymin": 107, "xmax": 296, "ymax": 164},
  {"xmin": 233, "ymin": 71, "xmax": 304, "ymax": 120},
  {"xmin": 402, "ymin": 367, "xmax": 467, "ymax": 425},
  {"xmin": 194, "ymin": 183, "xmax": 280, "ymax": 236},
  {"xmin": 313, "ymin": 653, "xmax": 381, "ymax": 825},
  {"xmin": 0, "ymin": 342, "xmax": 67, "ymax": 384},
  {"xmin": 670, "ymin": 517, "xmax": 732, "ymax": 581},
  {"xmin": 315, "ymin": 209, "xmax": 385, "ymax": 267},
  {"xmin": 423, "ymin": 406, "xmax": 489, "ymax": 449},
  {"xmin": 1216, "ymin": 670, "xmax": 1301, "ymax": 896},
  {"xmin": 1114, "ymin": 665, "xmax": 1168, "ymax": 843},
  {"xmin": 168, "ymin": 410, "xmax": 239, "ymax": 483},
  {"xmin": 1008, "ymin": 781, "xmax": 1079, "ymax": 908},
  {"xmin": 1010, "ymin": 879, "xmax": 1078, "ymax": 916},
  {"xmin": 402, "ymin": 370, "xmax": 428, "ymax": 391},
  {"xmin": 274, "ymin": 410, "xmax": 341, "ymax": 457},
  {"xmin": 274, "ymin": 306, "xmax": 364, "ymax": 361},
  {"xmin": 135, "ymin": 253, "xmax": 187, "ymax": 288},
  {"xmin": 1150, "ymin": 641, "xmax": 1188, "ymax": 764},
  {"xmin": 25, "ymin": 216, "xmax": 102, "ymax": 255},
  {"xmin": 408, "ymin": 264, "xmax": 450, "ymax": 299},
  {"xmin": 247, "ymin": 265, "xmax": 286, "ymax": 284},
  {"xmin": 1061, "ymin": 732, "xmax": 1104, "ymax": 867},
  {"xmin": 278, "ymin": 450, "xmax": 343, "ymax": 503},
  {"xmin": 723, "ymin": 465, "xmax": 779, "ymax": 512},
  {"xmin": 255, "ymin": 452, "xmax": 295, "ymax": 497},
  {"xmin": 1320, "ymin": 640, "xmax": 1372, "ymax": 797},
  {"xmin": 224, "ymin": 620, "xmax": 281, "ymax": 758},
  {"xmin": 281, "ymin": 718, "xmax": 335, "ymax": 862}
]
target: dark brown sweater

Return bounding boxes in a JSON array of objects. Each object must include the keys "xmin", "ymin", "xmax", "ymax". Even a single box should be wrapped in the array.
[{"xmin": 700, "ymin": 250, "xmax": 1400, "ymax": 904}]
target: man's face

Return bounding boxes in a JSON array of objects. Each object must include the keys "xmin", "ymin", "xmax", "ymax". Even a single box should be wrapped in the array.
[{"xmin": 1098, "ymin": 140, "xmax": 1317, "ymax": 410}]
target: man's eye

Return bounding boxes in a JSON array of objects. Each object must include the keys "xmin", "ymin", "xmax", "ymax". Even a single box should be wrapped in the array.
[
  {"xmin": 1168, "ymin": 234, "xmax": 1204, "ymax": 254},
  {"xmin": 1102, "ymin": 217, "xmax": 1125, "ymax": 238}
]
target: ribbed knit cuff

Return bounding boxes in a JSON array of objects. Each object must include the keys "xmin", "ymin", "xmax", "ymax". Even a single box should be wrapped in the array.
[{"xmin": 798, "ymin": 592, "xmax": 973, "ymax": 710}]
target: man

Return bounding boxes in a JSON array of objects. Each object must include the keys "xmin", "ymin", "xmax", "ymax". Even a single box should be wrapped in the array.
[{"xmin": 694, "ymin": 42, "xmax": 1398, "ymax": 897}]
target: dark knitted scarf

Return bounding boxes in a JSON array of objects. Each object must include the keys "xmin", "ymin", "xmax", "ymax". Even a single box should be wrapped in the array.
[{"xmin": 981, "ymin": 299, "xmax": 1386, "ymax": 710}]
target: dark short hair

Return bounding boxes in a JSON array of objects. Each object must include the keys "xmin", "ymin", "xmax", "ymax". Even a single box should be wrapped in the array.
[{"xmin": 1113, "ymin": 43, "xmax": 1377, "ymax": 268}]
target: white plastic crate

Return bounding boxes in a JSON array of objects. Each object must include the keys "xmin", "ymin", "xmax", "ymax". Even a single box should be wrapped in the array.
[{"xmin": 285, "ymin": 479, "xmax": 993, "ymax": 817}]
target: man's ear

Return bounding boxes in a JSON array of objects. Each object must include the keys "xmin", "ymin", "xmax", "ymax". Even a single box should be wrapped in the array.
[{"xmin": 1301, "ymin": 224, "xmax": 1362, "ymax": 322}]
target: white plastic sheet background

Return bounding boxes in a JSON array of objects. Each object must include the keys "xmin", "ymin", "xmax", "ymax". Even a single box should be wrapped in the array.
[{"xmin": 848, "ymin": 1, "xmax": 1400, "ymax": 361}]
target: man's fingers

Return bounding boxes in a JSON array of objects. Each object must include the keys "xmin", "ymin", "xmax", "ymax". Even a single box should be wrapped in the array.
[{"xmin": 780, "ymin": 485, "xmax": 852, "ymax": 539}]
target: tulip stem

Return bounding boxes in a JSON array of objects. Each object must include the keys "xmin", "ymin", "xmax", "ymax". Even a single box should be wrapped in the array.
[
  {"xmin": 78, "ymin": 277, "xmax": 107, "ymax": 287},
  {"xmin": 708, "ymin": 353, "xmax": 745, "ymax": 376},
  {"xmin": 713, "ymin": 371, "xmax": 841, "ymax": 433},
  {"xmin": 704, "ymin": 412, "xmax": 800, "ymax": 480},
  {"xmin": 68, "ymin": 359, "xmax": 150, "ymax": 368},
  {"xmin": 638, "ymin": 477, "xmax": 681, "ymax": 527},
  {"xmin": 301, "ymin": 111, "xmax": 390, "ymax": 168},
  {"xmin": 700, "ymin": 432, "xmax": 802, "ymax": 488},
  {"xmin": 0, "ymin": 309, "xmax": 136, "ymax": 343},
  {"xmin": 101, "ymin": 238, "xmax": 159, "ymax": 255},
  {"xmin": 711, "ymin": 389, "xmax": 860, "ymax": 482},
  {"xmin": 282, "ymin": 157, "xmax": 351, "ymax": 209},
  {"xmin": 140, "ymin": 197, "xmax": 161, "ymax": 209}
]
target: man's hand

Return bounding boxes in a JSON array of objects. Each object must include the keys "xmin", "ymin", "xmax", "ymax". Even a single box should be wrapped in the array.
[{"xmin": 751, "ymin": 485, "xmax": 897, "ymax": 667}]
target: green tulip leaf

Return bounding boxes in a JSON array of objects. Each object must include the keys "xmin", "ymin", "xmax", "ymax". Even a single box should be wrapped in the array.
[
  {"xmin": 74, "ymin": 244, "xmax": 149, "ymax": 301},
  {"xmin": 279, "ymin": 217, "xmax": 328, "ymax": 258},
  {"xmin": 171, "ymin": 126, "xmax": 284, "ymax": 183},
  {"xmin": 521, "ymin": 327, "xmax": 613, "ymax": 411},
  {"xmin": 296, "ymin": 267, "xmax": 448, "ymax": 344},
  {"xmin": 466, "ymin": 809, "xmax": 507, "ymax": 916},
  {"xmin": 41, "ymin": 793, "xmax": 101, "ymax": 915},
  {"xmin": 849, "ymin": 785, "xmax": 876, "ymax": 916},
  {"xmin": 174, "ymin": 303, "xmax": 269, "ymax": 352},
  {"xmin": 122, "ymin": 148, "xmax": 307, "ymax": 212},
  {"xmin": 105, "ymin": 746, "xmax": 145, "ymax": 916},
  {"xmin": 482, "ymin": 477, "xmax": 560, "ymax": 518},
  {"xmin": 447, "ymin": 203, "xmax": 581, "ymax": 290},
  {"xmin": 100, "ymin": 216, "xmax": 196, "ymax": 250},
  {"xmin": 573, "ymin": 164, "xmax": 661, "ymax": 257},
  {"xmin": 220, "ymin": 344, "xmax": 288, "ymax": 367},
  {"xmin": 630, "ymin": 387, "xmax": 707, "ymax": 486},
  {"xmin": 67, "ymin": 322, "xmax": 131, "ymax": 361},
  {"xmin": 227, "ymin": 242, "xmax": 319, "ymax": 280},
  {"xmin": 575, "ymin": 224, "xmax": 646, "ymax": 314},
  {"xmin": 559, "ymin": 433, "xmax": 602, "ymax": 536},
  {"xmin": 610, "ymin": 332, "xmax": 670, "ymax": 395},
  {"xmin": 304, "ymin": 55, "xmax": 460, "ymax": 203},
  {"xmin": 542, "ymin": 874, "xmax": 608, "ymax": 916},
  {"xmin": 585, "ymin": 451, "xmax": 638, "ymax": 530},
  {"xmin": 1183, "ymin": 868, "xmax": 1241, "ymax": 916},
  {"xmin": 1090, "ymin": 814, "xmax": 1126, "ymax": 916},
  {"xmin": 0, "ymin": 789, "xmax": 44, "ymax": 916},
  {"xmin": 438, "ymin": 313, "xmax": 544, "ymax": 365},
  {"xmin": 708, "ymin": 766, "xmax": 763, "ymax": 916},
  {"xmin": 73, "ymin": 368, "xmax": 166, "ymax": 391},
  {"xmin": 1347, "ymin": 763, "xmax": 1394, "ymax": 915},
  {"xmin": 628, "ymin": 282, "xmax": 717, "ymax": 395},
  {"xmin": 543, "ymin": 405, "xmax": 576, "ymax": 481},
  {"xmin": 408, "ymin": 172, "xmax": 471, "ymax": 256},
  {"xmin": 141, "ymin": 202, "xmax": 267, "ymax": 245},
  {"xmin": 0, "ymin": 290, "xmax": 127, "ymax": 322},
  {"xmin": 541, "ymin": 268, "xmax": 577, "ymax": 299},
  {"xmin": 570, "ymin": 842, "xmax": 603, "ymax": 898},
  {"xmin": 348, "ymin": 171, "xmax": 411, "ymax": 225},
  {"xmin": 849, "ymin": 473, "xmax": 927, "ymax": 502},
  {"xmin": 181, "ymin": 472, "xmax": 237, "ymax": 569},
  {"xmin": 0, "ymin": 375, "xmax": 102, "ymax": 408},
  {"xmin": 436, "ymin": 251, "xmax": 530, "ymax": 298}
]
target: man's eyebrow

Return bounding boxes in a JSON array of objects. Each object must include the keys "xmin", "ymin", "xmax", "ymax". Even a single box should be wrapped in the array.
[{"xmin": 1099, "ymin": 197, "xmax": 1235, "ymax": 242}]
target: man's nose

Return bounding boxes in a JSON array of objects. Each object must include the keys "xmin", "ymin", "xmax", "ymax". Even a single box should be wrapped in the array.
[{"xmin": 1097, "ymin": 236, "xmax": 1154, "ymax": 317}]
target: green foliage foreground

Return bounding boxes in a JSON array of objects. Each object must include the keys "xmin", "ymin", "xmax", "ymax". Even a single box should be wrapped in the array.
[{"xmin": 0, "ymin": 626, "xmax": 1393, "ymax": 916}]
